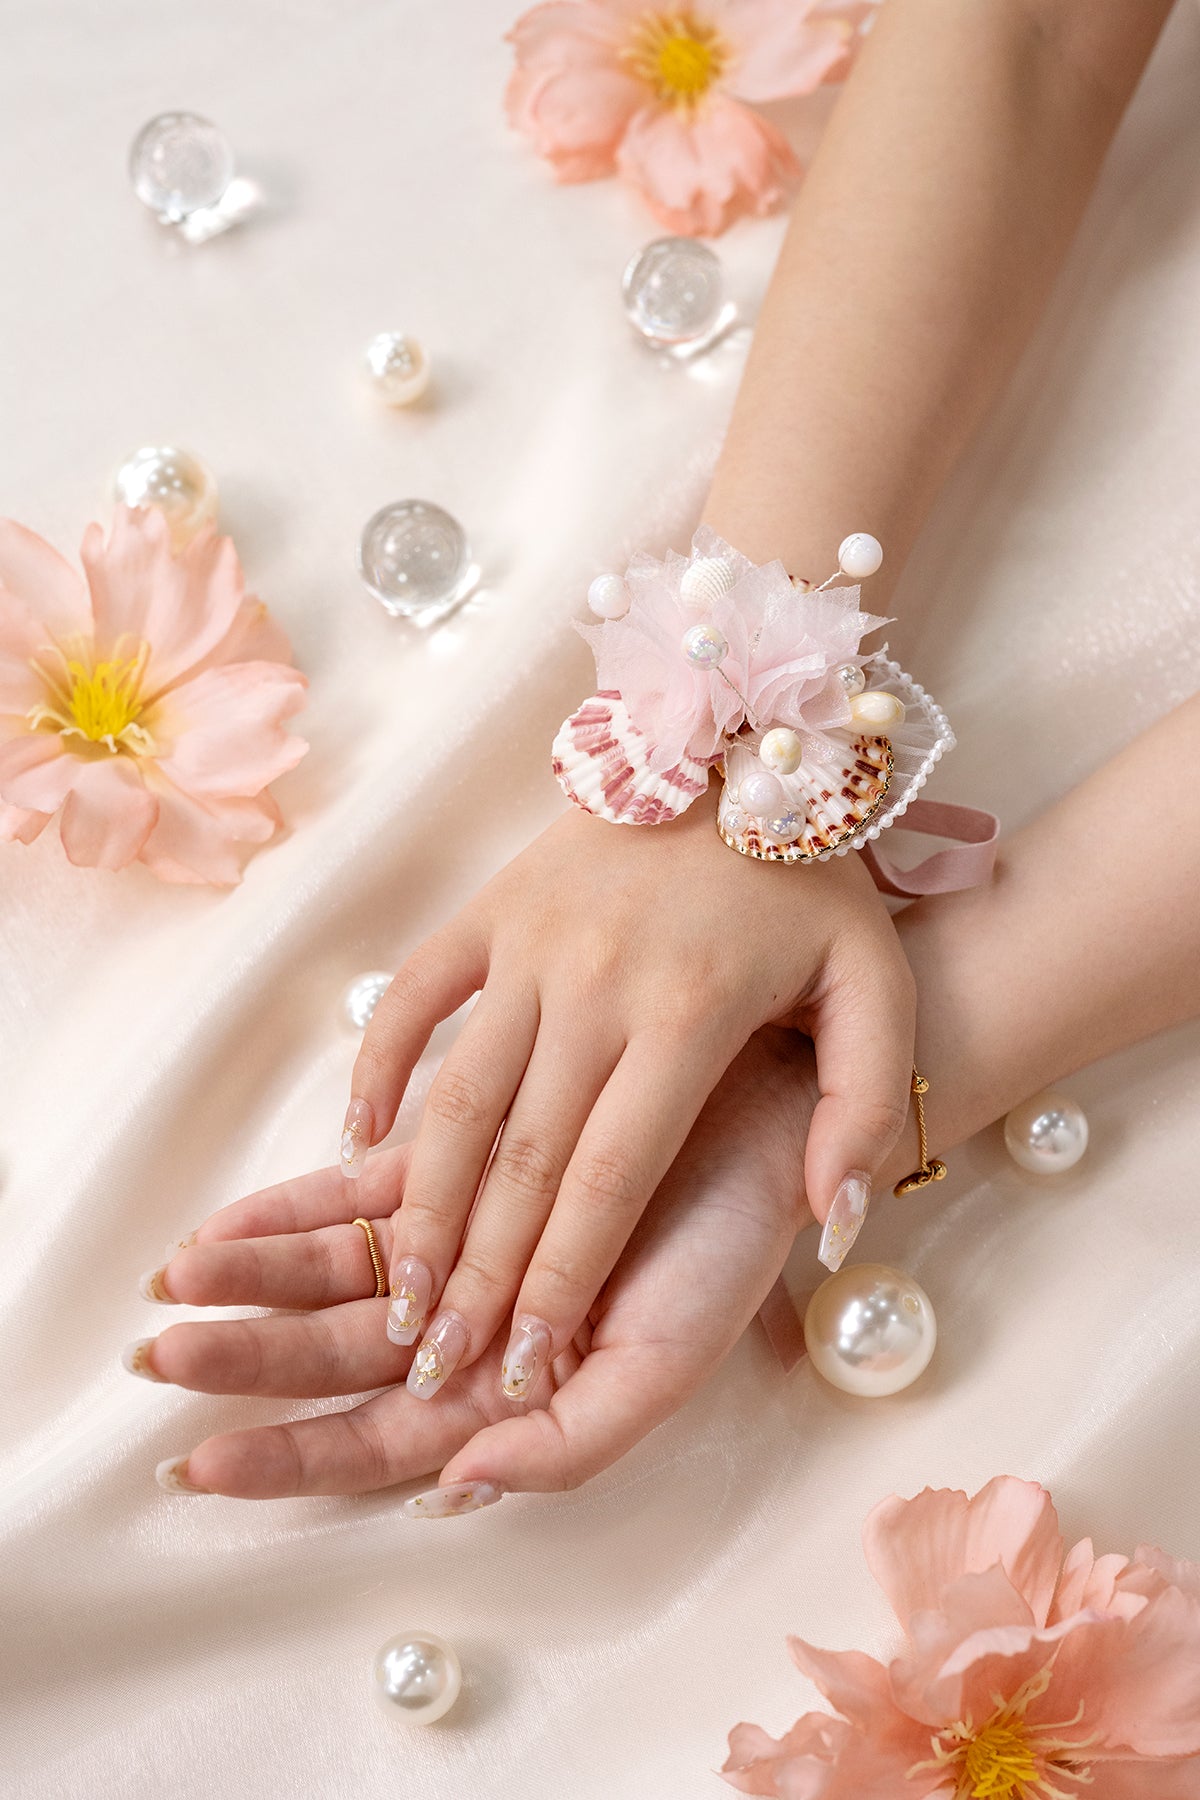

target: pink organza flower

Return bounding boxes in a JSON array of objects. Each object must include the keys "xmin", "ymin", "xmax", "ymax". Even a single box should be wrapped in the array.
[
  {"xmin": 0, "ymin": 506, "xmax": 307, "ymax": 885},
  {"xmin": 724, "ymin": 1477, "xmax": 1200, "ymax": 1799},
  {"xmin": 505, "ymin": 1, "xmax": 872, "ymax": 235},
  {"xmin": 579, "ymin": 526, "xmax": 884, "ymax": 773}
]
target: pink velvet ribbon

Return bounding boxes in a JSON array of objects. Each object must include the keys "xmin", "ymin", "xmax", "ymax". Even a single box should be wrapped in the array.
[{"xmin": 758, "ymin": 799, "xmax": 999, "ymax": 1369}]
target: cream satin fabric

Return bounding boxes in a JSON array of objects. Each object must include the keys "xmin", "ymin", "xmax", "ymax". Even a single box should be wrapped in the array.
[{"xmin": 3, "ymin": 4, "xmax": 1200, "ymax": 1795}]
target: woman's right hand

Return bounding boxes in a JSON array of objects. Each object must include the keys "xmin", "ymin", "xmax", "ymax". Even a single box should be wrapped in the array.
[{"xmin": 132, "ymin": 1027, "xmax": 822, "ymax": 1501}]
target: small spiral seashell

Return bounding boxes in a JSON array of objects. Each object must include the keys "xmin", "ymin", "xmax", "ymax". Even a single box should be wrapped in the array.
[{"xmin": 679, "ymin": 556, "xmax": 735, "ymax": 610}]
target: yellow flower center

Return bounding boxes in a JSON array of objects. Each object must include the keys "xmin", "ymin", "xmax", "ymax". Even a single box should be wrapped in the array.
[
  {"xmin": 910, "ymin": 1670, "xmax": 1097, "ymax": 1800},
  {"xmin": 27, "ymin": 640, "xmax": 157, "ymax": 756},
  {"xmin": 624, "ymin": 12, "xmax": 727, "ymax": 108}
]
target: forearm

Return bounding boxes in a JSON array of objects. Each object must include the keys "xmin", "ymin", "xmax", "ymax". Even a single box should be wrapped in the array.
[
  {"xmin": 702, "ymin": 0, "xmax": 1171, "ymax": 616},
  {"xmin": 880, "ymin": 691, "xmax": 1200, "ymax": 1187}
]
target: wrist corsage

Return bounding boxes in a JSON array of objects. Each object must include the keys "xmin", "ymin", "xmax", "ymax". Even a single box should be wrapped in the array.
[{"xmin": 553, "ymin": 528, "xmax": 954, "ymax": 863}]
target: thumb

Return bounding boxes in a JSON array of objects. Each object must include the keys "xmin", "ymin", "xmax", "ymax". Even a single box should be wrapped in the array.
[{"xmin": 803, "ymin": 959, "xmax": 915, "ymax": 1273}]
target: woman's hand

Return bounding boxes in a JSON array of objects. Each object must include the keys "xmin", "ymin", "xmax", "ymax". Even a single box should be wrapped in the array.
[
  {"xmin": 343, "ymin": 797, "xmax": 914, "ymax": 1407},
  {"xmin": 134, "ymin": 1030, "xmax": 819, "ymax": 1501}
]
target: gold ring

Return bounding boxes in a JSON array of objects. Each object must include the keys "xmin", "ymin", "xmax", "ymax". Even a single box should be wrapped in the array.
[{"xmin": 351, "ymin": 1217, "xmax": 386, "ymax": 1298}]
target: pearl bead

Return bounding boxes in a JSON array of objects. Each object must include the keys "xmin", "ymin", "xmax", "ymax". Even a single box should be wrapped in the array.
[
  {"xmin": 680, "ymin": 556, "xmax": 735, "ymax": 610},
  {"xmin": 681, "ymin": 622, "xmax": 728, "ymax": 669},
  {"xmin": 765, "ymin": 808, "xmax": 806, "ymax": 844},
  {"xmin": 372, "ymin": 1632, "xmax": 462, "ymax": 1724},
  {"xmin": 1004, "ymin": 1092, "xmax": 1089, "ymax": 1174},
  {"xmin": 759, "ymin": 727, "xmax": 803, "ymax": 776},
  {"xmin": 838, "ymin": 532, "xmax": 883, "ymax": 580},
  {"xmin": 358, "ymin": 499, "xmax": 478, "ymax": 623},
  {"xmin": 737, "ymin": 770, "xmax": 785, "ymax": 816},
  {"xmin": 849, "ymin": 690, "xmax": 906, "ymax": 729},
  {"xmin": 622, "ymin": 237, "xmax": 729, "ymax": 350},
  {"xmin": 342, "ymin": 971, "xmax": 392, "ymax": 1031},
  {"xmin": 835, "ymin": 663, "xmax": 866, "ymax": 698},
  {"xmin": 113, "ymin": 446, "xmax": 219, "ymax": 551},
  {"xmin": 365, "ymin": 332, "xmax": 431, "ymax": 406},
  {"xmin": 129, "ymin": 112, "xmax": 235, "ymax": 222},
  {"xmin": 804, "ymin": 1263, "xmax": 937, "ymax": 1398},
  {"xmin": 587, "ymin": 573, "xmax": 631, "ymax": 620}
]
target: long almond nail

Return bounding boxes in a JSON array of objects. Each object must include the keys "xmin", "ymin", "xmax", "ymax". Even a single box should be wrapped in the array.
[
  {"xmin": 407, "ymin": 1311, "xmax": 468, "ymax": 1401},
  {"xmin": 500, "ymin": 1315, "xmax": 552, "ymax": 1401},
  {"xmin": 402, "ymin": 1480, "xmax": 503, "ymax": 1519},
  {"xmin": 138, "ymin": 1267, "xmax": 179, "ymax": 1304},
  {"xmin": 121, "ymin": 1338, "xmax": 166, "ymax": 1382},
  {"xmin": 818, "ymin": 1172, "xmax": 871, "ymax": 1272},
  {"xmin": 387, "ymin": 1256, "xmax": 433, "ymax": 1346},
  {"xmin": 155, "ymin": 1456, "xmax": 209, "ymax": 1494},
  {"xmin": 340, "ymin": 1097, "xmax": 374, "ymax": 1179}
]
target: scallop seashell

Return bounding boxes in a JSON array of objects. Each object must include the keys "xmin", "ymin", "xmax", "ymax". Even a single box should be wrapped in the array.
[
  {"xmin": 718, "ymin": 732, "xmax": 893, "ymax": 861},
  {"xmin": 680, "ymin": 556, "xmax": 735, "ymax": 609},
  {"xmin": 553, "ymin": 691, "xmax": 710, "ymax": 826}
]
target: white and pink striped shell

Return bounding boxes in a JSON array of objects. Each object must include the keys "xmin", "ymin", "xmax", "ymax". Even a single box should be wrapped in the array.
[
  {"xmin": 718, "ymin": 732, "xmax": 893, "ymax": 862},
  {"xmin": 552, "ymin": 691, "xmax": 710, "ymax": 826}
]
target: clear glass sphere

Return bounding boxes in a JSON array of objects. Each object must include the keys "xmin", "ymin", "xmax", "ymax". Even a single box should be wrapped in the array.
[
  {"xmin": 357, "ymin": 500, "xmax": 478, "ymax": 623},
  {"xmin": 365, "ymin": 332, "xmax": 432, "ymax": 406},
  {"xmin": 342, "ymin": 971, "xmax": 393, "ymax": 1032},
  {"xmin": 372, "ymin": 1632, "xmax": 462, "ymax": 1724},
  {"xmin": 622, "ymin": 238, "xmax": 728, "ymax": 349},
  {"xmin": 129, "ymin": 113, "xmax": 235, "ymax": 222},
  {"xmin": 113, "ymin": 446, "xmax": 219, "ymax": 550}
]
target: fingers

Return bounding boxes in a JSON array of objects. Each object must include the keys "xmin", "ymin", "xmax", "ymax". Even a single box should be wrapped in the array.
[
  {"xmin": 414, "ymin": 1024, "xmax": 619, "ymax": 1386},
  {"xmin": 195, "ymin": 1144, "xmax": 412, "ymax": 1245},
  {"xmin": 803, "ymin": 951, "xmax": 916, "ymax": 1271},
  {"xmin": 343, "ymin": 923, "xmax": 488, "ymax": 1176},
  {"xmin": 383, "ymin": 986, "xmax": 540, "ymax": 1355},
  {"xmin": 162, "ymin": 1215, "xmax": 397, "ymax": 1312},
  {"xmin": 141, "ymin": 1298, "xmax": 406, "ymax": 1398}
]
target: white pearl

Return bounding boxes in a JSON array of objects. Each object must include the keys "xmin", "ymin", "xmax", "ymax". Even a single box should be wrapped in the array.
[
  {"xmin": 680, "ymin": 556, "xmax": 734, "ymax": 610},
  {"xmin": 737, "ymin": 770, "xmax": 785, "ymax": 816},
  {"xmin": 838, "ymin": 532, "xmax": 883, "ymax": 579},
  {"xmin": 129, "ymin": 112, "xmax": 235, "ymax": 222},
  {"xmin": 765, "ymin": 808, "xmax": 806, "ymax": 844},
  {"xmin": 365, "ymin": 332, "xmax": 431, "ymax": 406},
  {"xmin": 681, "ymin": 622, "xmax": 728, "ymax": 669},
  {"xmin": 113, "ymin": 446, "xmax": 219, "ymax": 551},
  {"xmin": 804, "ymin": 1263, "xmax": 937, "ymax": 1398},
  {"xmin": 759, "ymin": 727, "xmax": 803, "ymax": 776},
  {"xmin": 372, "ymin": 1632, "xmax": 462, "ymax": 1724},
  {"xmin": 342, "ymin": 971, "xmax": 392, "ymax": 1031},
  {"xmin": 587, "ymin": 573, "xmax": 631, "ymax": 620},
  {"xmin": 835, "ymin": 663, "xmax": 866, "ymax": 698},
  {"xmin": 1004, "ymin": 1092, "xmax": 1089, "ymax": 1174},
  {"xmin": 849, "ymin": 690, "xmax": 906, "ymax": 729}
]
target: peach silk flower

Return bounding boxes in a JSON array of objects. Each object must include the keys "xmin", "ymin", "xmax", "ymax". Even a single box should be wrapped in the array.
[
  {"xmin": 0, "ymin": 505, "xmax": 307, "ymax": 885},
  {"xmin": 505, "ymin": 1, "xmax": 873, "ymax": 235},
  {"xmin": 724, "ymin": 1477, "xmax": 1200, "ymax": 1799}
]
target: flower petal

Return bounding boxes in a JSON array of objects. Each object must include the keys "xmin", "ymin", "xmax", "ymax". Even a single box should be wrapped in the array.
[
  {"xmin": 0, "ymin": 518, "xmax": 90, "ymax": 642},
  {"xmin": 81, "ymin": 507, "xmax": 246, "ymax": 696},
  {"xmin": 181, "ymin": 594, "xmax": 297, "ymax": 680},
  {"xmin": 0, "ymin": 800, "xmax": 50, "ymax": 844},
  {"xmin": 616, "ymin": 95, "xmax": 798, "ymax": 236},
  {"xmin": 506, "ymin": 62, "xmax": 646, "ymax": 180},
  {"xmin": 58, "ymin": 756, "xmax": 157, "ymax": 869},
  {"xmin": 720, "ymin": 2, "xmax": 854, "ymax": 100},
  {"xmin": 1079, "ymin": 1757, "xmax": 1200, "ymax": 1798},
  {"xmin": 0, "ymin": 733, "xmax": 86, "ymax": 813},
  {"xmin": 1050, "ymin": 1538, "xmax": 1136, "ymax": 1623},
  {"xmin": 506, "ymin": 0, "xmax": 629, "ymax": 69},
  {"xmin": 864, "ymin": 1478, "xmax": 1064, "ymax": 1630},
  {"xmin": 150, "ymin": 660, "xmax": 308, "ymax": 799},
  {"xmin": 723, "ymin": 1712, "xmax": 849, "ymax": 1796},
  {"xmin": 137, "ymin": 776, "xmax": 282, "ymax": 886},
  {"xmin": 1050, "ymin": 1581, "xmax": 1200, "ymax": 1758}
]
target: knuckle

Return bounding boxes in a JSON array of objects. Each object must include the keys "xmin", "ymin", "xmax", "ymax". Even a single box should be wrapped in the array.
[
  {"xmin": 572, "ymin": 1152, "xmax": 641, "ymax": 1217},
  {"xmin": 447, "ymin": 1249, "xmax": 511, "ymax": 1306},
  {"xmin": 426, "ymin": 1066, "xmax": 488, "ymax": 1130},
  {"xmin": 859, "ymin": 1093, "xmax": 912, "ymax": 1148},
  {"xmin": 527, "ymin": 1247, "xmax": 587, "ymax": 1308},
  {"xmin": 339, "ymin": 1410, "xmax": 392, "ymax": 1490},
  {"xmin": 489, "ymin": 1133, "xmax": 561, "ymax": 1202}
]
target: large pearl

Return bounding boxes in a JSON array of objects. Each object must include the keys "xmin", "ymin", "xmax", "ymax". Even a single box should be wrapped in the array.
[
  {"xmin": 1004, "ymin": 1092, "xmax": 1089, "ymax": 1174},
  {"xmin": 804, "ymin": 1263, "xmax": 937, "ymax": 1397},
  {"xmin": 365, "ymin": 332, "xmax": 431, "ymax": 406},
  {"xmin": 129, "ymin": 112, "xmax": 235, "ymax": 222},
  {"xmin": 372, "ymin": 1632, "xmax": 462, "ymax": 1724},
  {"xmin": 342, "ymin": 971, "xmax": 392, "ymax": 1031},
  {"xmin": 113, "ymin": 446, "xmax": 219, "ymax": 550},
  {"xmin": 837, "ymin": 532, "xmax": 883, "ymax": 580},
  {"xmin": 681, "ymin": 622, "xmax": 728, "ymax": 669},
  {"xmin": 587, "ymin": 573, "xmax": 630, "ymax": 620},
  {"xmin": 737, "ymin": 770, "xmax": 785, "ymax": 817},
  {"xmin": 622, "ymin": 237, "xmax": 729, "ymax": 350},
  {"xmin": 850, "ymin": 690, "xmax": 906, "ymax": 729},
  {"xmin": 358, "ymin": 499, "xmax": 478, "ymax": 623},
  {"xmin": 759, "ymin": 727, "xmax": 803, "ymax": 776}
]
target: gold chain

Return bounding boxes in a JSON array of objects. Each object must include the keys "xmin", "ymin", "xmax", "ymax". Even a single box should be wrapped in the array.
[
  {"xmin": 892, "ymin": 1068, "xmax": 948, "ymax": 1197},
  {"xmin": 351, "ymin": 1217, "xmax": 387, "ymax": 1298}
]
